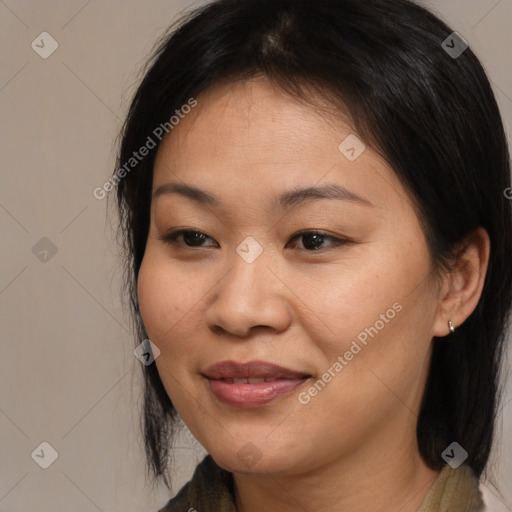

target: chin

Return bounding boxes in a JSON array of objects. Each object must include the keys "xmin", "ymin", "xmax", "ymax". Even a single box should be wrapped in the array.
[{"xmin": 207, "ymin": 442, "xmax": 303, "ymax": 476}]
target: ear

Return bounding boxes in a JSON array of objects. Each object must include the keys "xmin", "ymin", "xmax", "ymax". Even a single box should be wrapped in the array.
[{"xmin": 432, "ymin": 227, "xmax": 490, "ymax": 337}]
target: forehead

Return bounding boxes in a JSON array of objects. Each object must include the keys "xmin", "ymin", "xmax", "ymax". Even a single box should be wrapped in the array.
[
  {"xmin": 156, "ymin": 77, "xmax": 349, "ymax": 168},
  {"xmin": 152, "ymin": 77, "xmax": 410, "ymax": 215}
]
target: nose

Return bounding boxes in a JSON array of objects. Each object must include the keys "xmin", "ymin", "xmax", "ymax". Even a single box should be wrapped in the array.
[{"xmin": 204, "ymin": 248, "xmax": 292, "ymax": 338}]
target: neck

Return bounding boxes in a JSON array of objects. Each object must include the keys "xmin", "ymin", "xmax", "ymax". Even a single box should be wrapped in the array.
[{"xmin": 233, "ymin": 434, "xmax": 440, "ymax": 512}]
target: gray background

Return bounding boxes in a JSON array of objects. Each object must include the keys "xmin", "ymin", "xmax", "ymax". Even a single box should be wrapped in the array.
[{"xmin": 0, "ymin": 0, "xmax": 511, "ymax": 511}]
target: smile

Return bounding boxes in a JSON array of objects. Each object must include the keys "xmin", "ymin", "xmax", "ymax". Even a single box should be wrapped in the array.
[{"xmin": 202, "ymin": 360, "xmax": 311, "ymax": 408}]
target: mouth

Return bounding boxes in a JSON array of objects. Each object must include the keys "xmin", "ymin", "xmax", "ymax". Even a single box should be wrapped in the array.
[
  {"xmin": 214, "ymin": 377, "xmax": 291, "ymax": 384},
  {"xmin": 202, "ymin": 360, "xmax": 312, "ymax": 408}
]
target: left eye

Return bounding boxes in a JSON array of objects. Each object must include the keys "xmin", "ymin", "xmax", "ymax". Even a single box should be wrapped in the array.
[{"xmin": 287, "ymin": 230, "xmax": 348, "ymax": 251}]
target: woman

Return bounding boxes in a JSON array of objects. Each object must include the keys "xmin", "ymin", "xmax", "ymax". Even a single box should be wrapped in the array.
[{"xmin": 113, "ymin": 0, "xmax": 512, "ymax": 510}]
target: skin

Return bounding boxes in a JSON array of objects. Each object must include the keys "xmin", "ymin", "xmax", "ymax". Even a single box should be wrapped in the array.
[{"xmin": 137, "ymin": 76, "xmax": 490, "ymax": 512}]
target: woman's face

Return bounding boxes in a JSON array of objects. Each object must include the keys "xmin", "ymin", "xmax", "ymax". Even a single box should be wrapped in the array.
[{"xmin": 137, "ymin": 77, "xmax": 445, "ymax": 476}]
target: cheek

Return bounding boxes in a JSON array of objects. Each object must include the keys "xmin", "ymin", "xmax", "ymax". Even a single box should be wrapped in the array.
[
  {"xmin": 137, "ymin": 251, "xmax": 202, "ymax": 346},
  {"xmin": 294, "ymin": 259, "xmax": 400, "ymax": 349},
  {"xmin": 137, "ymin": 252, "xmax": 208, "ymax": 408},
  {"xmin": 315, "ymin": 266, "xmax": 435, "ymax": 413},
  {"xmin": 304, "ymin": 241, "xmax": 435, "ymax": 370}
]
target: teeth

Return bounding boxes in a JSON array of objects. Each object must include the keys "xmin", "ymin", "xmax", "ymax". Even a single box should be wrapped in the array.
[{"xmin": 222, "ymin": 377, "xmax": 274, "ymax": 384}]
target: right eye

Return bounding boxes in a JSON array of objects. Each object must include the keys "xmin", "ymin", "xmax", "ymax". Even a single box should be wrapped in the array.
[{"xmin": 159, "ymin": 229, "xmax": 219, "ymax": 248}]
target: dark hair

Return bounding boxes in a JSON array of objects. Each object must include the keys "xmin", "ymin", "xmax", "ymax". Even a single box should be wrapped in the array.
[{"xmin": 113, "ymin": 0, "xmax": 512, "ymax": 488}]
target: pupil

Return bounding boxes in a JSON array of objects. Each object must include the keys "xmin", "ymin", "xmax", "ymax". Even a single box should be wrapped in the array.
[
  {"xmin": 184, "ymin": 231, "xmax": 206, "ymax": 246},
  {"xmin": 304, "ymin": 233, "xmax": 323, "ymax": 250}
]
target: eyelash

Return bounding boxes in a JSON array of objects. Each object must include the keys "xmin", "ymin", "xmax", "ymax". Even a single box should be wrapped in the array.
[{"xmin": 158, "ymin": 228, "xmax": 351, "ymax": 252}]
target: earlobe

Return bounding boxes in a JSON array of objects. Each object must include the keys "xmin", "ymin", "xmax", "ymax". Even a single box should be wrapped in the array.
[{"xmin": 432, "ymin": 227, "xmax": 490, "ymax": 337}]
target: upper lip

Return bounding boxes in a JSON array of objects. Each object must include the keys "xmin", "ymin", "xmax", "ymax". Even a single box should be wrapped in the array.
[{"xmin": 202, "ymin": 360, "xmax": 310, "ymax": 380}]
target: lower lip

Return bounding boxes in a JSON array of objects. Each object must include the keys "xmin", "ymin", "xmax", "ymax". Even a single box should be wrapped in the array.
[{"xmin": 207, "ymin": 377, "xmax": 309, "ymax": 408}]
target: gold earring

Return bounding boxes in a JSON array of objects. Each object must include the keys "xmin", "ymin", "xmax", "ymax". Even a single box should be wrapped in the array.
[{"xmin": 448, "ymin": 320, "xmax": 455, "ymax": 333}]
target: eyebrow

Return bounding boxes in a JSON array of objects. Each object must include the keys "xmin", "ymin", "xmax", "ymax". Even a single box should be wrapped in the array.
[{"xmin": 152, "ymin": 182, "xmax": 373, "ymax": 209}]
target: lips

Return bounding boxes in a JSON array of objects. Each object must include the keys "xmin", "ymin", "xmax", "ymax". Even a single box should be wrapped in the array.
[
  {"xmin": 202, "ymin": 360, "xmax": 311, "ymax": 408},
  {"xmin": 202, "ymin": 360, "xmax": 310, "ymax": 380}
]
